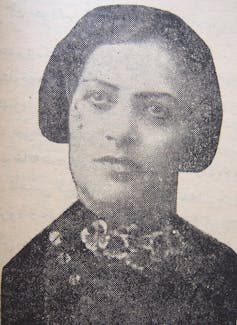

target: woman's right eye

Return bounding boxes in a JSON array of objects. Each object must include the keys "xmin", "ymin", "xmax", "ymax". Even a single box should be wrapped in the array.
[{"xmin": 83, "ymin": 90, "xmax": 114, "ymax": 111}]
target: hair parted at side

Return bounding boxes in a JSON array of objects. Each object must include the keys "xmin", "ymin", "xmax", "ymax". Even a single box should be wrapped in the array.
[{"xmin": 39, "ymin": 4, "xmax": 222, "ymax": 172}]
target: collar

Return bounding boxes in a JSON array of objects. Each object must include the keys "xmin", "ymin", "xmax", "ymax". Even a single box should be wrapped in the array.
[
  {"xmin": 48, "ymin": 200, "xmax": 188, "ymax": 273},
  {"xmin": 80, "ymin": 217, "xmax": 186, "ymax": 272}
]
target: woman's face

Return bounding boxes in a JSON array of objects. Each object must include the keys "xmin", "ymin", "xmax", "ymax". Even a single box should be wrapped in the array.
[{"xmin": 69, "ymin": 42, "xmax": 190, "ymax": 205}]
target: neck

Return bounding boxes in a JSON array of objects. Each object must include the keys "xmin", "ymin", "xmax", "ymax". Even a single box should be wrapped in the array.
[{"xmin": 77, "ymin": 175, "xmax": 178, "ymax": 230}]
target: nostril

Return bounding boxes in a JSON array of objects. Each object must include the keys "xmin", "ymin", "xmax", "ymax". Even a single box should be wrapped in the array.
[
  {"xmin": 105, "ymin": 131, "xmax": 138, "ymax": 147},
  {"xmin": 105, "ymin": 135, "xmax": 114, "ymax": 141},
  {"xmin": 119, "ymin": 136, "xmax": 136, "ymax": 147}
]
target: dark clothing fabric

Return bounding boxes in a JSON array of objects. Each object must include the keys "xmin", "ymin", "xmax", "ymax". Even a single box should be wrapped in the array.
[{"xmin": 2, "ymin": 201, "xmax": 237, "ymax": 324}]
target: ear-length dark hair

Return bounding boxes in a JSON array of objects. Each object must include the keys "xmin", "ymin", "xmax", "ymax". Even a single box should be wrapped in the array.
[{"xmin": 39, "ymin": 5, "xmax": 222, "ymax": 172}]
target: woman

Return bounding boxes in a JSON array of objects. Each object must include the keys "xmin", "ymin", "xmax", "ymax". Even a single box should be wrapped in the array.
[{"xmin": 2, "ymin": 5, "xmax": 237, "ymax": 324}]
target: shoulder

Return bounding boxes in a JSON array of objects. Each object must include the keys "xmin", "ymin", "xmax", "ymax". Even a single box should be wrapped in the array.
[
  {"xmin": 2, "ymin": 201, "xmax": 87, "ymax": 271},
  {"xmin": 1, "ymin": 200, "xmax": 87, "ymax": 324},
  {"xmin": 1, "ymin": 227, "xmax": 48, "ymax": 324},
  {"xmin": 174, "ymin": 214, "xmax": 237, "ymax": 280},
  {"xmin": 180, "ymin": 215, "xmax": 237, "ymax": 269},
  {"xmin": 173, "ymin": 215, "xmax": 237, "ymax": 322}
]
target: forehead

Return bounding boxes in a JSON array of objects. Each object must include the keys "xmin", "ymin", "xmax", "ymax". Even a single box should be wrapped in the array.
[{"xmin": 80, "ymin": 42, "xmax": 188, "ymax": 98}]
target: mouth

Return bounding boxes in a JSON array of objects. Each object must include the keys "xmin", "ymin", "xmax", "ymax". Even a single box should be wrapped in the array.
[{"xmin": 94, "ymin": 156, "xmax": 141, "ymax": 180}]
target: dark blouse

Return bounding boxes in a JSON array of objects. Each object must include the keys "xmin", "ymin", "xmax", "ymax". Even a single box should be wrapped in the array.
[{"xmin": 2, "ymin": 200, "xmax": 237, "ymax": 324}]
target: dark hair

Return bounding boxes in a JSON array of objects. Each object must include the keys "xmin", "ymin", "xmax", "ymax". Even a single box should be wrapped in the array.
[{"xmin": 39, "ymin": 5, "xmax": 222, "ymax": 172}]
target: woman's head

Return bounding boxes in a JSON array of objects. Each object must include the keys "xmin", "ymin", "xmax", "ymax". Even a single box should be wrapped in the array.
[{"xmin": 39, "ymin": 5, "xmax": 222, "ymax": 207}]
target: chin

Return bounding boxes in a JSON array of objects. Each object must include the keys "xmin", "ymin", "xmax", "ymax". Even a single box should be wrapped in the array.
[{"xmin": 76, "ymin": 178, "xmax": 137, "ymax": 206}]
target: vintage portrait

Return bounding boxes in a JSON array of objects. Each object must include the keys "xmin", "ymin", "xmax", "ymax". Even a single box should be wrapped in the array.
[{"xmin": 1, "ymin": 3, "xmax": 237, "ymax": 324}]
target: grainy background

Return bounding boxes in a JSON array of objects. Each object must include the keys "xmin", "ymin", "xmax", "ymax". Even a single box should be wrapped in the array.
[{"xmin": 0, "ymin": 0, "xmax": 237, "ymax": 272}]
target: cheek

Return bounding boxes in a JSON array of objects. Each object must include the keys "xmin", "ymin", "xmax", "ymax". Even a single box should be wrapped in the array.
[
  {"xmin": 69, "ymin": 104, "xmax": 105, "ymax": 162},
  {"xmin": 139, "ymin": 126, "xmax": 184, "ymax": 167},
  {"xmin": 69, "ymin": 107, "xmax": 84, "ymax": 133},
  {"xmin": 141, "ymin": 127, "xmax": 176, "ymax": 151},
  {"xmin": 70, "ymin": 102, "xmax": 106, "ymax": 138}
]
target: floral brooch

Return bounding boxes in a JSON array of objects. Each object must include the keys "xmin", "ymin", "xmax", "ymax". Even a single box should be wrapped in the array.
[{"xmin": 81, "ymin": 219, "xmax": 185, "ymax": 272}]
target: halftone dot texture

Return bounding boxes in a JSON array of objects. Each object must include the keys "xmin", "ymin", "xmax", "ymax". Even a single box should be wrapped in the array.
[
  {"xmin": 2, "ymin": 201, "xmax": 237, "ymax": 323},
  {"xmin": 41, "ymin": 201, "xmax": 237, "ymax": 324},
  {"xmin": 39, "ymin": 5, "xmax": 222, "ymax": 172}
]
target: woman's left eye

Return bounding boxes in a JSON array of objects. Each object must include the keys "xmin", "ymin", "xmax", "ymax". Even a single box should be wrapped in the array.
[{"xmin": 146, "ymin": 104, "xmax": 170, "ymax": 119}]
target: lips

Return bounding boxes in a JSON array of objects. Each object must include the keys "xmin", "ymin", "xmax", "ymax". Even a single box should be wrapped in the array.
[
  {"xmin": 94, "ymin": 156, "xmax": 142, "ymax": 182},
  {"xmin": 94, "ymin": 156, "xmax": 141, "ymax": 171}
]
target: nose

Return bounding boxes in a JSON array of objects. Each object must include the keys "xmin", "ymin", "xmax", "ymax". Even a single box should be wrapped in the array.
[{"xmin": 104, "ymin": 99, "xmax": 138, "ymax": 148}]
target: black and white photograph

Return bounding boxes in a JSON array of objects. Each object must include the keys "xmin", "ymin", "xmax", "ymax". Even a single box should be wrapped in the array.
[{"xmin": 1, "ymin": 1, "xmax": 237, "ymax": 324}]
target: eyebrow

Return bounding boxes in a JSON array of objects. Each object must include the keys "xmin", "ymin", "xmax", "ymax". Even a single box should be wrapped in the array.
[
  {"xmin": 134, "ymin": 92, "xmax": 178, "ymax": 104},
  {"xmin": 81, "ymin": 79, "xmax": 178, "ymax": 103},
  {"xmin": 81, "ymin": 78, "xmax": 119, "ymax": 91}
]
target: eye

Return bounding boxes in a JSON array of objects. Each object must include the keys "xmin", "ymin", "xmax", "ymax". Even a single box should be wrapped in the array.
[
  {"xmin": 146, "ymin": 103, "xmax": 170, "ymax": 119},
  {"xmin": 83, "ymin": 90, "xmax": 115, "ymax": 111},
  {"xmin": 89, "ymin": 91, "xmax": 106, "ymax": 103}
]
